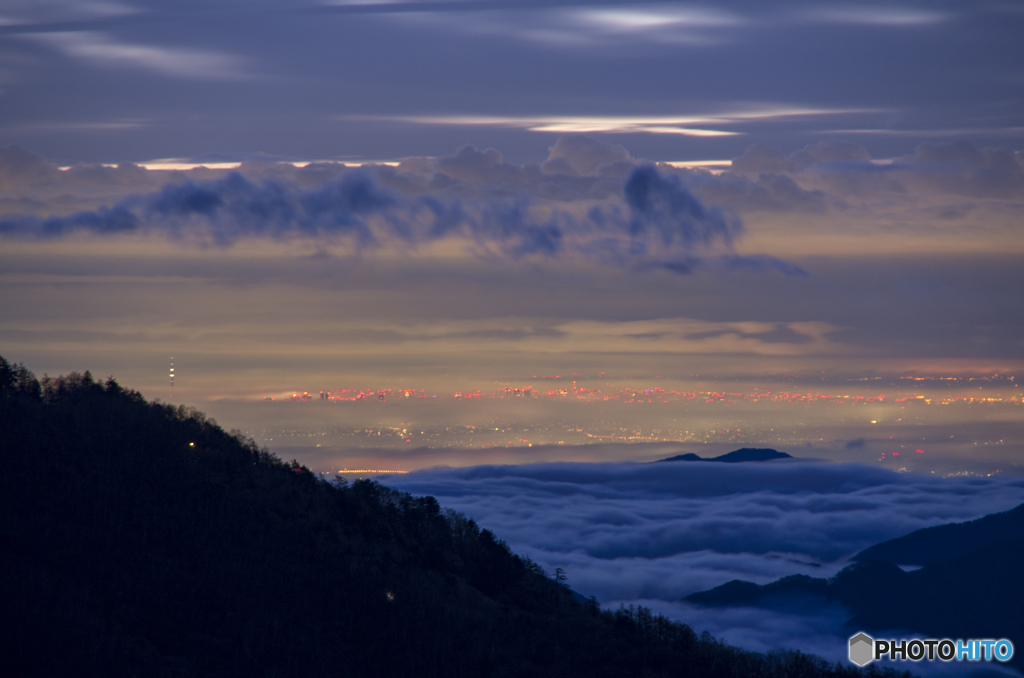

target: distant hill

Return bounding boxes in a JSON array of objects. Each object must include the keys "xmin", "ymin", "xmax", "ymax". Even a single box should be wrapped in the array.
[
  {"xmin": 685, "ymin": 505, "xmax": 1024, "ymax": 672},
  {"xmin": 0, "ymin": 356, "xmax": 900, "ymax": 678},
  {"xmin": 657, "ymin": 448, "xmax": 793, "ymax": 463}
]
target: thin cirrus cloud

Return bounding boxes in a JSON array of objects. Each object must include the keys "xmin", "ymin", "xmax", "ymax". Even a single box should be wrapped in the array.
[
  {"xmin": 346, "ymin": 106, "xmax": 877, "ymax": 137},
  {"xmin": 820, "ymin": 127, "xmax": 1024, "ymax": 138},
  {"xmin": 533, "ymin": 5, "xmax": 743, "ymax": 46},
  {"xmin": 30, "ymin": 31, "xmax": 249, "ymax": 79},
  {"xmin": 800, "ymin": 6, "xmax": 952, "ymax": 26},
  {"xmin": 0, "ymin": 119, "xmax": 151, "ymax": 133},
  {"xmin": 319, "ymin": 1, "xmax": 954, "ymax": 47},
  {"xmin": 0, "ymin": 0, "xmax": 141, "ymax": 25},
  {"xmin": 572, "ymin": 7, "xmax": 741, "ymax": 32},
  {"xmin": 352, "ymin": 1, "xmax": 745, "ymax": 47}
]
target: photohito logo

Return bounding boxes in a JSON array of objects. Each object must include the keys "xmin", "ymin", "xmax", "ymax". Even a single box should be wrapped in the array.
[{"xmin": 849, "ymin": 632, "xmax": 1014, "ymax": 667}]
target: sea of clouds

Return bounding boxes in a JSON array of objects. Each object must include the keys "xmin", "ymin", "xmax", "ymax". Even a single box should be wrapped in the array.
[{"xmin": 383, "ymin": 458, "xmax": 1024, "ymax": 676}]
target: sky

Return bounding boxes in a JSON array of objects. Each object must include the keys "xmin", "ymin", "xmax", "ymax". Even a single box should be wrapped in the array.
[
  {"xmin": 2, "ymin": 0, "xmax": 1024, "ymax": 670},
  {"xmin": 1, "ymin": 0, "xmax": 1023, "ymax": 470}
]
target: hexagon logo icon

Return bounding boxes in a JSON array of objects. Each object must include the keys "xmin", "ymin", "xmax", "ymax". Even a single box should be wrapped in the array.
[{"xmin": 849, "ymin": 632, "xmax": 874, "ymax": 667}]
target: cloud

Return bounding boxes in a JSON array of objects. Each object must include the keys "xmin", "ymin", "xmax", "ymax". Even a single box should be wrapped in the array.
[
  {"xmin": 639, "ymin": 599, "xmax": 1016, "ymax": 677},
  {"xmin": 0, "ymin": 152, "xmax": 760, "ymax": 273},
  {"xmin": 369, "ymin": 2, "xmax": 744, "ymax": 49},
  {"xmin": 624, "ymin": 166, "xmax": 741, "ymax": 254},
  {"xmin": 801, "ymin": 7, "xmax": 952, "ymax": 27},
  {"xmin": 31, "ymin": 31, "xmax": 248, "ymax": 79},
  {"xmin": 685, "ymin": 324, "xmax": 813, "ymax": 344},
  {"xmin": 729, "ymin": 139, "xmax": 1024, "ymax": 199},
  {"xmin": 430, "ymin": 145, "xmax": 539, "ymax": 187},
  {"xmin": 571, "ymin": 6, "xmax": 741, "ymax": 33},
  {"xmin": 0, "ymin": 0, "xmax": 141, "ymax": 29},
  {"xmin": 352, "ymin": 106, "xmax": 873, "ymax": 138},
  {"xmin": 384, "ymin": 460, "xmax": 1024, "ymax": 571},
  {"xmin": 731, "ymin": 141, "xmax": 872, "ymax": 176},
  {"xmin": 889, "ymin": 140, "xmax": 1024, "ymax": 198},
  {"xmin": 0, "ymin": 145, "xmax": 61, "ymax": 187},
  {"xmin": 541, "ymin": 135, "xmax": 632, "ymax": 177},
  {"xmin": 4, "ymin": 136, "xmax": 1023, "ymax": 273},
  {"xmin": 680, "ymin": 169, "xmax": 844, "ymax": 213}
]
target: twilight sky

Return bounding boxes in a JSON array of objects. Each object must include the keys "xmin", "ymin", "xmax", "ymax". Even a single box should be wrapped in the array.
[
  {"xmin": 1, "ymin": 0, "xmax": 1022, "ymax": 164},
  {"xmin": 1, "ymin": 0, "xmax": 1023, "ymax": 475}
]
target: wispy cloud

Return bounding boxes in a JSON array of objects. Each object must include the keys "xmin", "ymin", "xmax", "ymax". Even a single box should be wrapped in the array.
[
  {"xmin": 819, "ymin": 127, "xmax": 1024, "ymax": 138},
  {"xmin": 0, "ymin": 0, "xmax": 141, "ymax": 24},
  {"xmin": 345, "ymin": 106, "xmax": 875, "ymax": 137},
  {"xmin": 801, "ymin": 6, "xmax": 952, "ymax": 27},
  {"xmin": 572, "ymin": 6, "xmax": 741, "ymax": 32},
  {"xmin": 358, "ymin": 1, "xmax": 745, "ymax": 48},
  {"xmin": 31, "ymin": 31, "xmax": 248, "ymax": 79},
  {"xmin": 0, "ymin": 119, "xmax": 150, "ymax": 133}
]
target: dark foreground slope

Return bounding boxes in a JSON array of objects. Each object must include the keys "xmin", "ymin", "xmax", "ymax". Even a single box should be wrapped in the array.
[{"xmin": 0, "ymin": 358, "xmax": 907, "ymax": 678}]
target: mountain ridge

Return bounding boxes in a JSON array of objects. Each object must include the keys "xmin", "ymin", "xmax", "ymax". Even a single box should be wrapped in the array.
[
  {"xmin": 0, "ymin": 356, "xmax": 903, "ymax": 678},
  {"xmin": 685, "ymin": 502, "xmax": 1024, "ymax": 671},
  {"xmin": 852, "ymin": 501, "xmax": 1024, "ymax": 566}
]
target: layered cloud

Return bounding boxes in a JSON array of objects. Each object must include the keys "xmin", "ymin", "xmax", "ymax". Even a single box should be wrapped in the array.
[
  {"xmin": 3, "ymin": 135, "xmax": 1023, "ymax": 273},
  {"xmin": 384, "ymin": 460, "xmax": 1024, "ymax": 584},
  {"xmin": 730, "ymin": 140, "xmax": 1024, "ymax": 199},
  {"xmin": 0, "ymin": 141, "xmax": 766, "ymax": 273}
]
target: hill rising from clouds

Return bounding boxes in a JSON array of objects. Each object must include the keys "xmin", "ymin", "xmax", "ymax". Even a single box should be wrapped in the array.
[
  {"xmin": 658, "ymin": 448, "xmax": 793, "ymax": 463},
  {"xmin": 686, "ymin": 502, "xmax": 1024, "ymax": 671},
  {"xmin": 0, "ymin": 357, "xmax": 909, "ymax": 678}
]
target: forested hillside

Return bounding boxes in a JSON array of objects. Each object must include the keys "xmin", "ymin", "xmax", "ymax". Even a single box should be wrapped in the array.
[{"xmin": 0, "ymin": 357, "xmax": 909, "ymax": 678}]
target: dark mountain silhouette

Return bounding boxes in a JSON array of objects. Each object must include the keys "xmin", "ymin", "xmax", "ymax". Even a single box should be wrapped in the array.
[
  {"xmin": 852, "ymin": 502, "xmax": 1024, "ymax": 566},
  {"xmin": 685, "ymin": 560, "xmax": 910, "ymax": 615},
  {"xmin": 687, "ymin": 574, "xmax": 831, "ymax": 608},
  {"xmin": 658, "ymin": 448, "xmax": 793, "ymax": 463},
  {"xmin": 660, "ymin": 452, "xmax": 706, "ymax": 462},
  {"xmin": 0, "ymin": 356, "xmax": 906, "ymax": 678},
  {"xmin": 685, "ymin": 503, "xmax": 1024, "ymax": 671}
]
